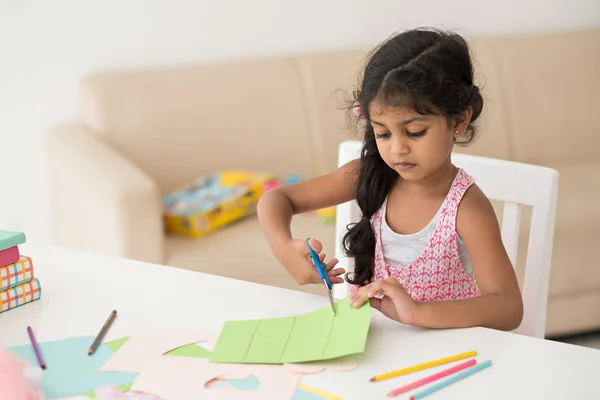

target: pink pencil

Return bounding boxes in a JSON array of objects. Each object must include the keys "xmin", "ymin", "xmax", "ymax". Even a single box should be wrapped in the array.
[{"xmin": 387, "ymin": 358, "xmax": 477, "ymax": 397}]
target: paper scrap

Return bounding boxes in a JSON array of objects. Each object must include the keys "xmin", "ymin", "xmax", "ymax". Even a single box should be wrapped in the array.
[
  {"xmin": 131, "ymin": 356, "xmax": 301, "ymax": 400},
  {"xmin": 210, "ymin": 297, "xmax": 370, "ymax": 364},
  {"xmin": 7, "ymin": 335, "xmax": 137, "ymax": 400},
  {"xmin": 100, "ymin": 329, "xmax": 216, "ymax": 373},
  {"xmin": 284, "ymin": 355, "xmax": 358, "ymax": 374}
]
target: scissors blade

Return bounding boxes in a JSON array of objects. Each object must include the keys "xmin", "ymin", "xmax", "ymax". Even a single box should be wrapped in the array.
[
  {"xmin": 306, "ymin": 239, "xmax": 336, "ymax": 315},
  {"xmin": 324, "ymin": 284, "xmax": 336, "ymax": 315}
]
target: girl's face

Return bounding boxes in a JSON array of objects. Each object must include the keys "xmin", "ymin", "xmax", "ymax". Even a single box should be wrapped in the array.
[{"xmin": 368, "ymin": 103, "xmax": 469, "ymax": 182}]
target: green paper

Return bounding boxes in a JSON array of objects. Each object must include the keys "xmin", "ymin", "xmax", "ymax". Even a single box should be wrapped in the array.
[
  {"xmin": 7, "ymin": 336, "xmax": 137, "ymax": 399},
  {"xmin": 210, "ymin": 297, "xmax": 370, "ymax": 364},
  {"xmin": 104, "ymin": 336, "xmax": 130, "ymax": 352}
]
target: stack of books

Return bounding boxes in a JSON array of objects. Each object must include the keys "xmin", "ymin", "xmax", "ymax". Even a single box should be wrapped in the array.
[{"xmin": 0, "ymin": 230, "xmax": 41, "ymax": 313}]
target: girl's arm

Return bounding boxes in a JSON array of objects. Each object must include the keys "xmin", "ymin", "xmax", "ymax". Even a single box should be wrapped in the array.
[
  {"xmin": 257, "ymin": 159, "xmax": 359, "ymax": 284},
  {"xmin": 414, "ymin": 185, "xmax": 524, "ymax": 331}
]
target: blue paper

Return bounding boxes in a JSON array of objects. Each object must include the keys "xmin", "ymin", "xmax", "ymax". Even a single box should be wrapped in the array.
[{"xmin": 8, "ymin": 335, "xmax": 137, "ymax": 399}]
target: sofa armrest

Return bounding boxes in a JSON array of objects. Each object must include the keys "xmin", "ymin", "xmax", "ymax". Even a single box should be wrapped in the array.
[{"xmin": 46, "ymin": 123, "xmax": 165, "ymax": 264}]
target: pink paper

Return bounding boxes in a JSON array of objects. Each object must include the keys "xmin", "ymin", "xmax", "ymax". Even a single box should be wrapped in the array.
[
  {"xmin": 100, "ymin": 328, "xmax": 217, "ymax": 373},
  {"xmin": 0, "ymin": 347, "xmax": 44, "ymax": 400},
  {"xmin": 131, "ymin": 356, "xmax": 301, "ymax": 400},
  {"xmin": 284, "ymin": 355, "xmax": 358, "ymax": 374}
]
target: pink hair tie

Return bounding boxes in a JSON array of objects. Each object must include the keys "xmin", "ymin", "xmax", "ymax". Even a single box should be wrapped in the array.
[{"xmin": 353, "ymin": 101, "xmax": 362, "ymax": 118}]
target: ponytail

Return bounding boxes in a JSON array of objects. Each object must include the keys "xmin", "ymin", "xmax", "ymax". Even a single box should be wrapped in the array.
[{"xmin": 342, "ymin": 126, "xmax": 397, "ymax": 286}]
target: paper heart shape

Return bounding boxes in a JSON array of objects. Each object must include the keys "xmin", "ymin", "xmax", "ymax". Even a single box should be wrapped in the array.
[
  {"xmin": 284, "ymin": 355, "xmax": 358, "ymax": 374},
  {"xmin": 205, "ymin": 375, "xmax": 260, "ymax": 391}
]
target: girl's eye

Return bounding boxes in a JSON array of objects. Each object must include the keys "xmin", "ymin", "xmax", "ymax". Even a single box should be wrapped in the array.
[
  {"xmin": 407, "ymin": 129, "xmax": 426, "ymax": 138},
  {"xmin": 374, "ymin": 132, "xmax": 390, "ymax": 139}
]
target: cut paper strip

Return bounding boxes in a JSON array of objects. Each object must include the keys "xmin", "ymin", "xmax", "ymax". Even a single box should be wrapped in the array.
[
  {"xmin": 131, "ymin": 356, "xmax": 301, "ymax": 400},
  {"xmin": 210, "ymin": 297, "xmax": 370, "ymax": 364},
  {"xmin": 100, "ymin": 329, "xmax": 217, "ymax": 373},
  {"xmin": 284, "ymin": 355, "xmax": 358, "ymax": 374},
  {"xmin": 7, "ymin": 335, "xmax": 137, "ymax": 400}
]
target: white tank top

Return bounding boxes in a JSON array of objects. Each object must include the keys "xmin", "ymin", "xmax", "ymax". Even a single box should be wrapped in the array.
[{"xmin": 380, "ymin": 198, "xmax": 474, "ymax": 278}]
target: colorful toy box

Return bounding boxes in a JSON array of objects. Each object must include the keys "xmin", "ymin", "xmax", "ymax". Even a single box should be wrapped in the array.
[{"xmin": 162, "ymin": 170, "xmax": 277, "ymax": 238}]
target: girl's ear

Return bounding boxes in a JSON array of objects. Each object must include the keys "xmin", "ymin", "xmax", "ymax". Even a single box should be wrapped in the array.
[{"xmin": 453, "ymin": 107, "xmax": 473, "ymax": 139}]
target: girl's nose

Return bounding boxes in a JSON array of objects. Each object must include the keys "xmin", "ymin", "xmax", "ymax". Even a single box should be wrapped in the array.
[{"xmin": 390, "ymin": 136, "xmax": 410, "ymax": 155}]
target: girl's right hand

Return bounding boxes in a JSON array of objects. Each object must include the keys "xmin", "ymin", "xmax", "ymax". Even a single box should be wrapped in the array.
[{"xmin": 277, "ymin": 238, "xmax": 346, "ymax": 286}]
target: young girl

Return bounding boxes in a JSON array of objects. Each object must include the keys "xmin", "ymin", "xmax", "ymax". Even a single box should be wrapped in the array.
[{"xmin": 257, "ymin": 27, "xmax": 523, "ymax": 332}]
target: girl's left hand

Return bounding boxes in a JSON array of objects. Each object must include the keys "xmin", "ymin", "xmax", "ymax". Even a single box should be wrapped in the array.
[{"xmin": 349, "ymin": 277, "xmax": 420, "ymax": 325}]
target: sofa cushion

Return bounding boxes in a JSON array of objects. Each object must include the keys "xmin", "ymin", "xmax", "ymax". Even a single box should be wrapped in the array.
[
  {"xmin": 165, "ymin": 214, "xmax": 336, "ymax": 296},
  {"xmin": 493, "ymin": 28, "xmax": 600, "ymax": 166},
  {"xmin": 79, "ymin": 59, "xmax": 317, "ymax": 195},
  {"xmin": 512, "ymin": 162, "xmax": 600, "ymax": 296},
  {"xmin": 295, "ymin": 50, "xmax": 371, "ymax": 175},
  {"xmin": 546, "ymin": 290, "xmax": 600, "ymax": 337}
]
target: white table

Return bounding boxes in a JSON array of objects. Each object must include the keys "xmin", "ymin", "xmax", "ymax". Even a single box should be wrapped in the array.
[{"xmin": 1, "ymin": 244, "xmax": 599, "ymax": 400}]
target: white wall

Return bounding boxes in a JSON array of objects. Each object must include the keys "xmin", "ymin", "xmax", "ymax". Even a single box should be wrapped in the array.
[{"xmin": 0, "ymin": 0, "xmax": 598, "ymax": 244}]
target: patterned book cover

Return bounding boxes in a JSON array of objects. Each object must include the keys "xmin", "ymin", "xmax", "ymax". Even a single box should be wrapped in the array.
[
  {"xmin": 0, "ymin": 256, "xmax": 34, "ymax": 292},
  {"xmin": 0, "ymin": 277, "xmax": 41, "ymax": 313}
]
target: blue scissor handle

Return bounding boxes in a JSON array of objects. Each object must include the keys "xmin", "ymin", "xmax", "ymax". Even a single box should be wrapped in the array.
[{"xmin": 306, "ymin": 238, "xmax": 332, "ymax": 289}]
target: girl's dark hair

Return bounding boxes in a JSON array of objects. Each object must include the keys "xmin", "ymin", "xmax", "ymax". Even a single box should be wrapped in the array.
[{"xmin": 342, "ymin": 27, "xmax": 484, "ymax": 287}]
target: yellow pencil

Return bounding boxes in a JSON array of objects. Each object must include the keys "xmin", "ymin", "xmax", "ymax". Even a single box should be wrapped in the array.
[{"xmin": 370, "ymin": 350, "xmax": 478, "ymax": 382}]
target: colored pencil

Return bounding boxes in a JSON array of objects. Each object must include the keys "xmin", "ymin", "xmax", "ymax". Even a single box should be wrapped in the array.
[
  {"xmin": 26, "ymin": 326, "xmax": 46, "ymax": 369},
  {"xmin": 410, "ymin": 359, "xmax": 492, "ymax": 400},
  {"xmin": 88, "ymin": 309, "xmax": 117, "ymax": 355},
  {"xmin": 387, "ymin": 358, "xmax": 476, "ymax": 397},
  {"xmin": 370, "ymin": 350, "xmax": 477, "ymax": 382}
]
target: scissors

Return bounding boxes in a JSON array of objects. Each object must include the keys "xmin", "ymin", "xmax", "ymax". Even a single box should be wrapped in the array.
[{"xmin": 306, "ymin": 238, "xmax": 336, "ymax": 315}]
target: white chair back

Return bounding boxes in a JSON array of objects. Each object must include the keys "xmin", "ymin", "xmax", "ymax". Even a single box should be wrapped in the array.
[{"xmin": 333, "ymin": 140, "xmax": 559, "ymax": 338}]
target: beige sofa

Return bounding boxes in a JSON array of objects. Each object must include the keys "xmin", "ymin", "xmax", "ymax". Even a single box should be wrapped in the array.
[{"xmin": 46, "ymin": 27, "xmax": 600, "ymax": 338}]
